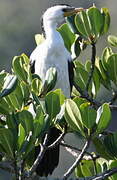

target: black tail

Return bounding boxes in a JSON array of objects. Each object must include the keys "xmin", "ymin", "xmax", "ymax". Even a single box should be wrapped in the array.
[{"xmin": 35, "ymin": 127, "xmax": 61, "ymax": 176}]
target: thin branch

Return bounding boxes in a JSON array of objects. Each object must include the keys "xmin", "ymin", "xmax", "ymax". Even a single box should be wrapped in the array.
[
  {"xmin": 26, "ymin": 131, "xmax": 65, "ymax": 178},
  {"xmin": 86, "ymin": 43, "xmax": 96, "ymax": 92},
  {"xmin": 61, "ymin": 141, "xmax": 99, "ymax": 176},
  {"xmin": 60, "ymin": 141, "xmax": 92, "ymax": 157},
  {"xmin": 63, "ymin": 139, "xmax": 90, "ymax": 180},
  {"xmin": 48, "ymin": 132, "xmax": 65, "ymax": 149},
  {"xmin": 27, "ymin": 133, "xmax": 49, "ymax": 177},
  {"xmin": 73, "ymin": 81, "xmax": 101, "ymax": 107},
  {"xmin": 87, "ymin": 167, "xmax": 117, "ymax": 180}
]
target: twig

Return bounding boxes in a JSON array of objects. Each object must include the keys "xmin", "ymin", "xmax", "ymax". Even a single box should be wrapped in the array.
[
  {"xmin": 63, "ymin": 139, "xmax": 90, "ymax": 180},
  {"xmin": 73, "ymin": 81, "xmax": 101, "ymax": 107},
  {"xmin": 87, "ymin": 167, "xmax": 117, "ymax": 180},
  {"xmin": 26, "ymin": 131, "xmax": 65, "ymax": 178},
  {"xmin": 86, "ymin": 43, "xmax": 96, "ymax": 92},
  {"xmin": 61, "ymin": 141, "xmax": 99, "ymax": 177},
  {"xmin": 28, "ymin": 133, "xmax": 49, "ymax": 177},
  {"xmin": 48, "ymin": 132, "xmax": 65, "ymax": 149},
  {"xmin": 60, "ymin": 141, "xmax": 92, "ymax": 157}
]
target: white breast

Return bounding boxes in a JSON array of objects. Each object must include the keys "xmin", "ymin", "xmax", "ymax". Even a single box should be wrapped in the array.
[{"xmin": 30, "ymin": 39, "xmax": 71, "ymax": 98}]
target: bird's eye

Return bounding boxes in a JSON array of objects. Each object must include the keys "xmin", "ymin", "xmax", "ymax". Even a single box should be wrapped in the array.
[{"xmin": 62, "ymin": 7, "xmax": 75, "ymax": 12}]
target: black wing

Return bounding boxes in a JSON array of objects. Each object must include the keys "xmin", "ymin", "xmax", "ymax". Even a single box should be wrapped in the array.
[
  {"xmin": 30, "ymin": 60, "xmax": 35, "ymax": 74},
  {"xmin": 35, "ymin": 127, "xmax": 61, "ymax": 176},
  {"xmin": 68, "ymin": 60, "xmax": 74, "ymax": 94}
]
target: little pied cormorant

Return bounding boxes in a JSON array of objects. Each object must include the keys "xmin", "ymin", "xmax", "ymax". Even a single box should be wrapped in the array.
[{"xmin": 30, "ymin": 4, "xmax": 83, "ymax": 176}]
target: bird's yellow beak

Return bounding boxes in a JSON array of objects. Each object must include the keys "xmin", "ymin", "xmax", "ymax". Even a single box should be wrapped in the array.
[{"xmin": 64, "ymin": 8, "xmax": 84, "ymax": 17}]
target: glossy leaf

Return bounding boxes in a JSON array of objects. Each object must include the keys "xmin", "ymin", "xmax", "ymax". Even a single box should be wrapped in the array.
[
  {"xmin": 74, "ymin": 66, "xmax": 91, "ymax": 91},
  {"xmin": 93, "ymin": 137, "xmax": 113, "ymax": 160},
  {"xmin": 0, "ymin": 98, "xmax": 11, "ymax": 115},
  {"xmin": 17, "ymin": 110, "xmax": 33, "ymax": 135},
  {"xmin": 66, "ymin": 15, "xmax": 79, "ymax": 34},
  {"xmin": 64, "ymin": 99, "xmax": 84, "ymax": 135},
  {"xmin": 81, "ymin": 160, "xmax": 101, "ymax": 177},
  {"xmin": 0, "ymin": 75, "xmax": 18, "ymax": 98},
  {"xmin": 45, "ymin": 90, "xmax": 61, "ymax": 120},
  {"xmin": 33, "ymin": 105, "xmax": 45, "ymax": 138},
  {"xmin": 96, "ymin": 103, "xmax": 111, "ymax": 134},
  {"xmin": 80, "ymin": 103, "xmax": 97, "ymax": 130},
  {"xmin": 87, "ymin": 6, "xmax": 104, "ymax": 38},
  {"xmin": 41, "ymin": 67, "xmax": 57, "ymax": 96},
  {"xmin": 107, "ymin": 54, "xmax": 117, "ymax": 85},
  {"xmin": 75, "ymin": 11, "xmax": 88, "ymax": 38},
  {"xmin": 85, "ymin": 61, "xmax": 100, "ymax": 96},
  {"xmin": 0, "ymin": 128, "xmax": 15, "ymax": 159},
  {"xmin": 0, "ymin": 71, "xmax": 7, "ymax": 91},
  {"xmin": 104, "ymin": 132, "xmax": 117, "ymax": 159},
  {"xmin": 58, "ymin": 23, "xmax": 76, "ymax": 52},
  {"xmin": 12, "ymin": 54, "xmax": 31, "ymax": 83},
  {"xmin": 101, "ymin": 8, "xmax": 110, "ymax": 34},
  {"xmin": 32, "ymin": 78, "xmax": 42, "ymax": 96},
  {"xmin": 108, "ymin": 35, "xmax": 117, "ymax": 47},
  {"xmin": 20, "ymin": 82, "xmax": 30, "ymax": 104},
  {"xmin": 109, "ymin": 160, "xmax": 117, "ymax": 180},
  {"xmin": 18, "ymin": 124, "xmax": 26, "ymax": 150},
  {"xmin": 101, "ymin": 47, "xmax": 113, "ymax": 70},
  {"xmin": 96, "ymin": 59, "xmax": 111, "ymax": 89}
]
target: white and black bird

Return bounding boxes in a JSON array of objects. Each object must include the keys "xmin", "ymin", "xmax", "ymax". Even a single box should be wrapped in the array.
[{"xmin": 30, "ymin": 4, "xmax": 83, "ymax": 176}]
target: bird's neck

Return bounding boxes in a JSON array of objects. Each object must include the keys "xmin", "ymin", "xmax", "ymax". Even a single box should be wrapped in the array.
[{"xmin": 43, "ymin": 20, "xmax": 63, "ymax": 44}]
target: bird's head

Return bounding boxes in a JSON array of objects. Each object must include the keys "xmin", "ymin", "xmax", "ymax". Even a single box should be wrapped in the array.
[{"xmin": 42, "ymin": 4, "xmax": 83, "ymax": 25}]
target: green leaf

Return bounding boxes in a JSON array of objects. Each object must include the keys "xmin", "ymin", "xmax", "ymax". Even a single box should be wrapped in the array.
[
  {"xmin": 41, "ymin": 67, "xmax": 57, "ymax": 96},
  {"xmin": 66, "ymin": 15, "xmax": 79, "ymax": 34},
  {"xmin": 17, "ymin": 124, "xmax": 26, "ymax": 150},
  {"xmin": 0, "ymin": 98, "xmax": 11, "ymax": 115},
  {"xmin": 0, "ymin": 71, "xmax": 7, "ymax": 91},
  {"xmin": 7, "ymin": 82, "xmax": 24, "ymax": 110},
  {"xmin": 101, "ymin": 47, "xmax": 113, "ymax": 70},
  {"xmin": 20, "ymin": 82, "xmax": 30, "ymax": 104},
  {"xmin": 35, "ymin": 34, "xmax": 45, "ymax": 45},
  {"xmin": 33, "ymin": 105, "xmax": 45, "ymax": 138},
  {"xmin": 32, "ymin": 78, "xmax": 42, "ymax": 96},
  {"xmin": 0, "ymin": 75, "xmax": 18, "ymax": 98},
  {"xmin": 75, "ymin": 12, "xmax": 88, "ymax": 38},
  {"xmin": 80, "ymin": 103, "xmax": 97, "ymax": 130},
  {"xmin": 80, "ymin": 159, "xmax": 101, "ymax": 177},
  {"xmin": 72, "ymin": 37, "xmax": 82, "ymax": 57},
  {"xmin": 108, "ymin": 35, "xmax": 117, "ymax": 47},
  {"xmin": 73, "ymin": 97, "xmax": 88, "ymax": 107},
  {"xmin": 85, "ymin": 61, "xmax": 100, "ymax": 96},
  {"xmin": 64, "ymin": 99, "xmax": 84, "ymax": 135},
  {"xmin": 104, "ymin": 132, "xmax": 117, "ymax": 159},
  {"xmin": 58, "ymin": 23, "xmax": 76, "ymax": 52},
  {"xmin": 6, "ymin": 114, "xmax": 18, "ymax": 130},
  {"xmin": 17, "ymin": 110, "xmax": 33, "ymax": 135},
  {"xmin": 101, "ymin": 8, "xmax": 110, "ymax": 34},
  {"xmin": 93, "ymin": 137, "xmax": 113, "ymax": 160},
  {"xmin": 96, "ymin": 103, "xmax": 111, "ymax": 134},
  {"xmin": 107, "ymin": 54, "xmax": 117, "ymax": 85},
  {"xmin": 97, "ymin": 59, "xmax": 111, "ymax": 89},
  {"xmin": 12, "ymin": 55, "xmax": 31, "ymax": 83},
  {"xmin": 45, "ymin": 91, "xmax": 61, "ymax": 120},
  {"xmin": 109, "ymin": 160, "xmax": 117, "ymax": 180},
  {"xmin": 74, "ymin": 66, "xmax": 91, "ymax": 91},
  {"xmin": 87, "ymin": 6, "xmax": 104, "ymax": 38},
  {"xmin": 0, "ymin": 128, "xmax": 15, "ymax": 159}
]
